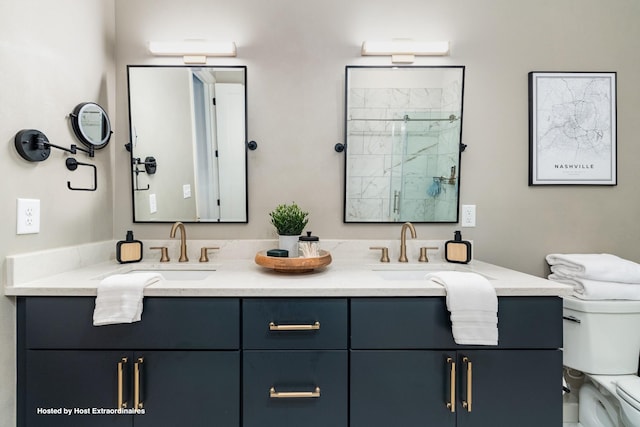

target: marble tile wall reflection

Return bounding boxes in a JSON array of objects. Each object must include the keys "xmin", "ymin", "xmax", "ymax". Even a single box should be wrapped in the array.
[{"xmin": 346, "ymin": 85, "xmax": 460, "ymax": 222}]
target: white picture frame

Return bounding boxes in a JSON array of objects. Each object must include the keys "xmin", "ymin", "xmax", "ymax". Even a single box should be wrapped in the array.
[{"xmin": 528, "ymin": 71, "xmax": 617, "ymax": 185}]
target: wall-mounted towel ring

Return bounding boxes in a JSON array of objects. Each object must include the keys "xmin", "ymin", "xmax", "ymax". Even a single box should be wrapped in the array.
[
  {"xmin": 66, "ymin": 158, "xmax": 97, "ymax": 191},
  {"xmin": 133, "ymin": 167, "xmax": 150, "ymax": 191}
]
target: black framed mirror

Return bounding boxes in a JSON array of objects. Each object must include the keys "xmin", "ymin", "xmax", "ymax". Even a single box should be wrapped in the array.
[
  {"xmin": 344, "ymin": 66, "xmax": 465, "ymax": 223},
  {"xmin": 127, "ymin": 65, "xmax": 248, "ymax": 223},
  {"xmin": 70, "ymin": 102, "xmax": 112, "ymax": 149}
]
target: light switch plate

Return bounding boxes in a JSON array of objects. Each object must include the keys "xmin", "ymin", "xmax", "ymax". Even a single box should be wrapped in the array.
[
  {"xmin": 149, "ymin": 193, "xmax": 157, "ymax": 214},
  {"xmin": 17, "ymin": 198, "xmax": 40, "ymax": 234},
  {"xmin": 183, "ymin": 184, "xmax": 191, "ymax": 199}
]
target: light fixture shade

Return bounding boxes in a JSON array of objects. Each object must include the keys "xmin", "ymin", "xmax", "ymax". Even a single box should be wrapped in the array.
[
  {"xmin": 148, "ymin": 40, "xmax": 237, "ymax": 57},
  {"xmin": 361, "ymin": 40, "xmax": 450, "ymax": 57}
]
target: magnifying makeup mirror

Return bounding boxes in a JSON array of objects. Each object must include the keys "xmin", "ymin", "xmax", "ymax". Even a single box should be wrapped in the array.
[{"xmin": 70, "ymin": 102, "xmax": 112, "ymax": 150}]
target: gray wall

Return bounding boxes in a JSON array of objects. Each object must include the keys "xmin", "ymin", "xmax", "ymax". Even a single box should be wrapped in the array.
[
  {"xmin": 0, "ymin": 1, "xmax": 116, "ymax": 424},
  {"xmin": 115, "ymin": 0, "xmax": 640, "ymax": 276},
  {"xmin": 2, "ymin": 0, "xmax": 640, "ymax": 425}
]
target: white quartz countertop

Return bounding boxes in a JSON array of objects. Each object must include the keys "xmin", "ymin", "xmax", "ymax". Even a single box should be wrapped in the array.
[{"xmin": 4, "ymin": 239, "xmax": 572, "ymax": 297}]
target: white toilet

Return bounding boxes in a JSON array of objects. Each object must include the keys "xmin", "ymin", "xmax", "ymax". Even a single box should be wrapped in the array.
[{"xmin": 563, "ymin": 296, "xmax": 640, "ymax": 427}]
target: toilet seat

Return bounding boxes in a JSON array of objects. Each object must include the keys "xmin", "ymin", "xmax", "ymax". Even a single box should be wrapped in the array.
[
  {"xmin": 615, "ymin": 376, "xmax": 640, "ymax": 426},
  {"xmin": 617, "ymin": 377, "xmax": 640, "ymax": 411}
]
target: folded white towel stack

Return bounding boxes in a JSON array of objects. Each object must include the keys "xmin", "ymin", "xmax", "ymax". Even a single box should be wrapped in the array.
[
  {"xmin": 546, "ymin": 253, "xmax": 640, "ymax": 301},
  {"xmin": 545, "ymin": 253, "xmax": 640, "ymax": 284},
  {"xmin": 549, "ymin": 274, "xmax": 640, "ymax": 300},
  {"xmin": 93, "ymin": 272, "xmax": 163, "ymax": 326},
  {"xmin": 426, "ymin": 271, "xmax": 498, "ymax": 346}
]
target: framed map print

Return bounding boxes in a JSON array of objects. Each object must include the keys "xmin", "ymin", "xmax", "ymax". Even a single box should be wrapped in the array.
[{"xmin": 528, "ymin": 71, "xmax": 617, "ymax": 185}]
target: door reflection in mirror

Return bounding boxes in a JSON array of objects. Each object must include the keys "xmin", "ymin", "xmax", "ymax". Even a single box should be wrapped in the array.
[
  {"xmin": 127, "ymin": 65, "xmax": 247, "ymax": 223},
  {"xmin": 344, "ymin": 66, "xmax": 465, "ymax": 223}
]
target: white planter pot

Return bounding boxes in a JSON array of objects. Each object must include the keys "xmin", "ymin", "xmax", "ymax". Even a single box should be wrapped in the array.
[{"xmin": 278, "ymin": 235, "xmax": 299, "ymax": 258}]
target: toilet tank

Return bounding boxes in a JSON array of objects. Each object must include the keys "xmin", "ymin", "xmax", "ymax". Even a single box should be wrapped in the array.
[{"xmin": 563, "ymin": 297, "xmax": 640, "ymax": 375}]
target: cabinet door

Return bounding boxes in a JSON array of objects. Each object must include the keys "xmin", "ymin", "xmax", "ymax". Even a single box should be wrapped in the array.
[
  {"xmin": 24, "ymin": 350, "xmax": 133, "ymax": 427},
  {"xmin": 455, "ymin": 350, "xmax": 562, "ymax": 427},
  {"xmin": 350, "ymin": 350, "xmax": 456, "ymax": 427},
  {"xmin": 133, "ymin": 351, "xmax": 239, "ymax": 427}
]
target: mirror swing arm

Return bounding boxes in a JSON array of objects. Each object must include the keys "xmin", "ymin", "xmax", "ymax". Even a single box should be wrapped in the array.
[
  {"xmin": 13, "ymin": 102, "xmax": 111, "ymax": 192},
  {"xmin": 14, "ymin": 129, "xmax": 97, "ymax": 191}
]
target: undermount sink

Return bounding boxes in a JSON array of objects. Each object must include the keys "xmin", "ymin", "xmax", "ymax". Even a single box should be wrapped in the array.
[{"xmin": 127, "ymin": 269, "xmax": 215, "ymax": 281}]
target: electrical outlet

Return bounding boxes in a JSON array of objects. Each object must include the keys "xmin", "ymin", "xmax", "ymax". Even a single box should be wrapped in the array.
[
  {"xmin": 461, "ymin": 204, "xmax": 476, "ymax": 227},
  {"xmin": 17, "ymin": 198, "xmax": 40, "ymax": 234}
]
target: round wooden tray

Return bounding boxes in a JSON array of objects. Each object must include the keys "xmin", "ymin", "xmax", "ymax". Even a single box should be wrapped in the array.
[{"xmin": 255, "ymin": 250, "xmax": 332, "ymax": 273}]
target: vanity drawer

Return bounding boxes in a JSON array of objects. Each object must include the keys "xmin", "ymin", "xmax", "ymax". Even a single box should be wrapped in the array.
[
  {"xmin": 351, "ymin": 297, "xmax": 562, "ymax": 349},
  {"xmin": 20, "ymin": 297, "xmax": 240, "ymax": 350},
  {"xmin": 242, "ymin": 298, "xmax": 348, "ymax": 349},
  {"xmin": 243, "ymin": 350, "xmax": 348, "ymax": 427}
]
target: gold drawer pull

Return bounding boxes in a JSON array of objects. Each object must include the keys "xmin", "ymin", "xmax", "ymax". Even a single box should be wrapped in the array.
[
  {"xmin": 269, "ymin": 386, "xmax": 321, "ymax": 399},
  {"xmin": 446, "ymin": 357, "xmax": 456, "ymax": 413},
  {"xmin": 269, "ymin": 321, "xmax": 320, "ymax": 331},
  {"xmin": 462, "ymin": 356, "xmax": 472, "ymax": 412},
  {"xmin": 117, "ymin": 357, "xmax": 128, "ymax": 408},
  {"xmin": 134, "ymin": 357, "xmax": 144, "ymax": 409}
]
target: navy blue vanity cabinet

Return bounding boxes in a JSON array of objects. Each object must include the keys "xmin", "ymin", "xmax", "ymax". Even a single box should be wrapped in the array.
[
  {"xmin": 350, "ymin": 297, "xmax": 563, "ymax": 427},
  {"xmin": 17, "ymin": 297, "xmax": 240, "ymax": 427},
  {"xmin": 242, "ymin": 298, "xmax": 348, "ymax": 427}
]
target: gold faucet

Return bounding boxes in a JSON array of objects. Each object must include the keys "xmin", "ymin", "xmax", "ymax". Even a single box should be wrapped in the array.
[
  {"xmin": 170, "ymin": 221, "xmax": 189, "ymax": 262},
  {"xmin": 399, "ymin": 222, "xmax": 417, "ymax": 262}
]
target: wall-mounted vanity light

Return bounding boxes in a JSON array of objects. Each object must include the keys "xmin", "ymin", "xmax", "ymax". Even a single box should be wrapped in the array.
[
  {"xmin": 148, "ymin": 40, "xmax": 237, "ymax": 64},
  {"xmin": 361, "ymin": 40, "xmax": 450, "ymax": 63}
]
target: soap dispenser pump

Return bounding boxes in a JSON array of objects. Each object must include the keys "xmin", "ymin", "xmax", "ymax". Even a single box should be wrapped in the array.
[
  {"xmin": 116, "ymin": 230, "xmax": 143, "ymax": 264},
  {"xmin": 445, "ymin": 230, "xmax": 472, "ymax": 264}
]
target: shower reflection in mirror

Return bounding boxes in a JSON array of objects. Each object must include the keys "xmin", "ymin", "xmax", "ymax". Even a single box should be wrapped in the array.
[
  {"xmin": 127, "ymin": 65, "xmax": 247, "ymax": 223},
  {"xmin": 344, "ymin": 66, "xmax": 465, "ymax": 223}
]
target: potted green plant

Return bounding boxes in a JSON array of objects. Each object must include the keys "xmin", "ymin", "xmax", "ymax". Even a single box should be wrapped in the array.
[{"xmin": 269, "ymin": 202, "xmax": 309, "ymax": 257}]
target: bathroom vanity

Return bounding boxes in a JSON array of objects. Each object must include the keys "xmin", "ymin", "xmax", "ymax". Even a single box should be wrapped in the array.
[{"xmin": 6, "ymin": 240, "xmax": 571, "ymax": 427}]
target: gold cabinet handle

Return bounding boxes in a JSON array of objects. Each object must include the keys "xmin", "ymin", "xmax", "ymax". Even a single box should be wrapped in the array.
[
  {"xmin": 134, "ymin": 357, "xmax": 144, "ymax": 409},
  {"xmin": 117, "ymin": 357, "xmax": 128, "ymax": 408},
  {"xmin": 446, "ymin": 357, "xmax": 456, "ymax": 413},
  {"xmin": 462, "ymin": 356, "xmax": 472, "ymax": 412},
  {"xmin": 269, "ymin": 321, "xmax": 320, "ymax": 331},
  {"xmin": 269, "ymin": 386, "xmax": 321, "ymax": 399}
]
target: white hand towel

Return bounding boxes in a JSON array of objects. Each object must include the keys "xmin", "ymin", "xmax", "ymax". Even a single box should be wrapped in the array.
[
  {"xmin": 93, "ymin": 272, "xmax": 163, "ymax": 326},
  {"xmin": 426, "ymin": 271, "xmax": 498, "ymax": 345},
  {"xmin": 546, "ymin": 253, "xmax": 640, "ymax": 284},
  {"xmin": 548, "ymin": 274, "xmax": 640, "ymax": 301}
]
